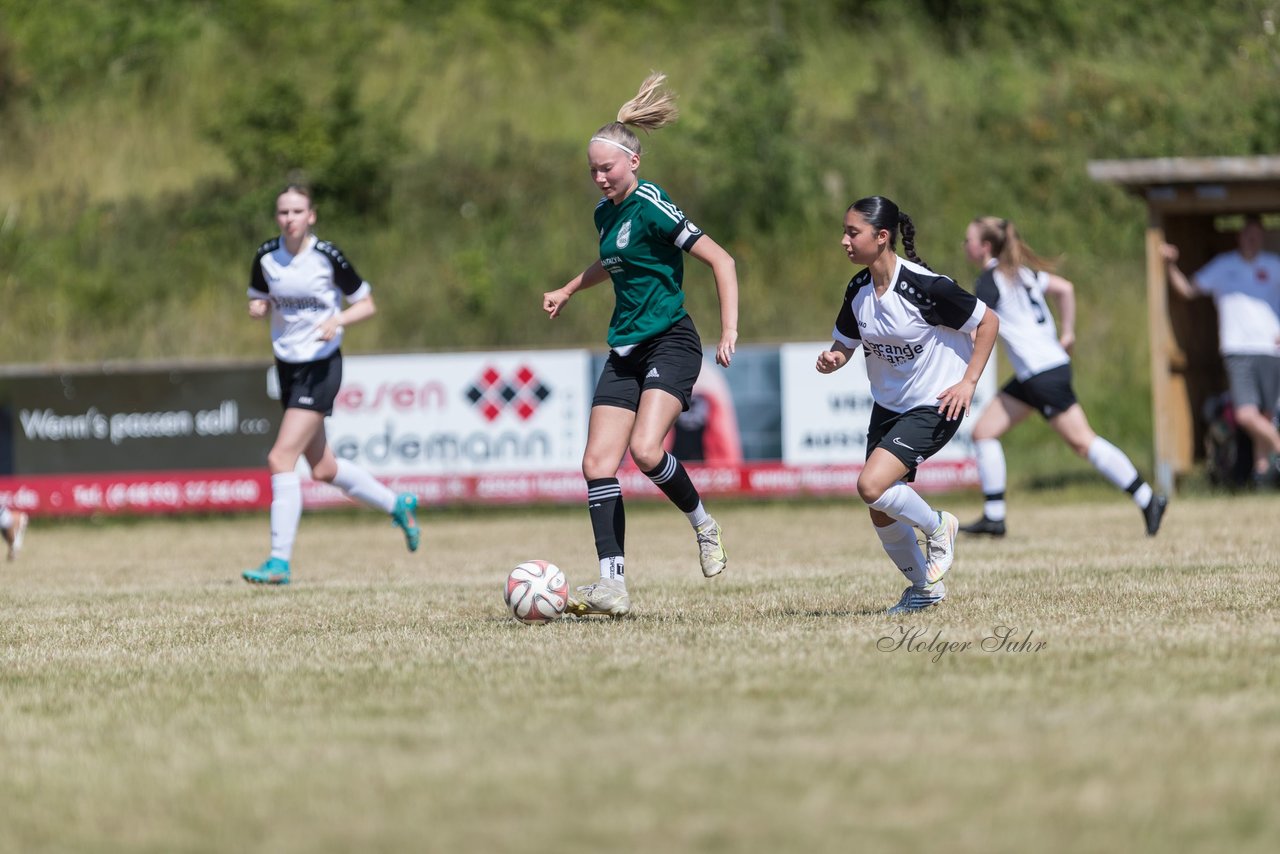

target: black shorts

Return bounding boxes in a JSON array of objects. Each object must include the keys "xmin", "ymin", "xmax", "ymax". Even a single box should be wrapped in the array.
[
  {"xmin": 1002, "ymin": 363, "xmax": 1078, "ymax": 419},
  {"xmin": 593, "ymin": 314, "xmax": 703, "ymax": 412},
  {"xmin": 275, "ymin": 351, "xmax": 343, "ymax": 415},
  {"xmin": 867, "ymin": 403, "xmax": 963, "ymax": 482}
]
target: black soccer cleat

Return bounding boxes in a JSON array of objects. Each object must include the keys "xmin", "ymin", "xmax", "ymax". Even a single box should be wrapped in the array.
[
  {"xmin": 959, "ymin": 515, "xmax": 1006, "ymax": 537},
  {"xmin": 1143, "ymin": 494, "xmax": 1168, "ymax": 537}
]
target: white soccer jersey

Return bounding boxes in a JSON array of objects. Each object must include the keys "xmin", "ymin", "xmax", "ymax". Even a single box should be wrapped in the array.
[
  {"xmin": 247, "ymin": 234, "xmax": 372, "ymax": 363},
  {"xmin": 832, "ymin": 255, "xmax": 987, "ymax": 412},
  {"xmin": 1194, "ymin": 250, "xmax": 1280, "ymax": 356},
  {"xmin": 974, "ymin": 261, "xmax": 1070, "ymax": 381}
]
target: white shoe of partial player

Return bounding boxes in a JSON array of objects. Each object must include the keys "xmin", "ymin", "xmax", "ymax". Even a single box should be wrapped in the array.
[
  {"xmin": 695, "ymin": 517, "xmax": 727, "ymax": 578},
  {"xmin": 4, "ymin": 511, "xmax": 28, "ymax": 561},
  {"xmin": 886, "ymin": 581, "xmax": 947, "ymax": 614},
  {"xmin": 565, "ymin": 578, "xmax": 632, "ymax": 617},
  {"xmin": 924, "ymin": 511, "xmax": 958, "ymax": 585}
]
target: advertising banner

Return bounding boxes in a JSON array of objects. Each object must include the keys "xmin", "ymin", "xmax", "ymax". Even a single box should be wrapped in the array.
[
  {"xmin": 0, "ymin": 364, "xmax": 278, "ymax": 475},
  {"xmin": 325, "ymin": 351, "xmax": 592, "ymax": 475},
  {"xmin": 779, "ymin": 341, "xmax": 996, "ymax": 475}
]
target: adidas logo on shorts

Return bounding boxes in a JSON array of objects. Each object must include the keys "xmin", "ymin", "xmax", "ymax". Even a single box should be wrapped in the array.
[{"xmin": 645, "ymin": 368, "xmax": 660, "ymax": 379}]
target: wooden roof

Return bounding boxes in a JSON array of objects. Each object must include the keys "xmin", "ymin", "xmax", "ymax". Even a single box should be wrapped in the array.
[{"xmin": 1087, "ymin": 156, "xmax": 1280, "ymax": 187}]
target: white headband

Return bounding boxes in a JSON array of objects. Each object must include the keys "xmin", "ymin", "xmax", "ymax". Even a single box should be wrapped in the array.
[{"xmin": 590, "ymin": 137, "xmax": 638, "ymax": 157}]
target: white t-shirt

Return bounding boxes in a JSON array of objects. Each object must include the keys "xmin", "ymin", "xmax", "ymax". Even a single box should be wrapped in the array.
[
  {"xmin": 248, "ymin": 234, "xmax": 372, "ymax": 363},
  {"xmin": 832, "ymin": 255, "xmax": 987, "ymax": 412},
  {"xmin": 1194, "ymin": 250, "xmax": 1280, "ymax": 356},
  {"xmin": 974, "ymin": 262, "xmax": 1070, "ymax": 381}
]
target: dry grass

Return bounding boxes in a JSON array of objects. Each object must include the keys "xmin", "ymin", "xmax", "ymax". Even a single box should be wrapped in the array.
[{"xmin": 2, "ymin": 494, "xmax": 1278, "ymax": 853}]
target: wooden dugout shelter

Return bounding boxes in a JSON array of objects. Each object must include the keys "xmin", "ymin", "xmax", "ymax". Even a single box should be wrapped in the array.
[{"xmin": 1088, "ymin": 155, "xmax": 1280, "ymax": 494}]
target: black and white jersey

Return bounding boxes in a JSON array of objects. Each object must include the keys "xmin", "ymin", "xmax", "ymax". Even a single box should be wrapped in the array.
[
  {"xmin": 974, "ymin": 261, "xmax": 1069, "ymax": 381},
  {"xmin": 247, "ymin": 234, "xmax": 371, "ymax": 363},
  {"xmin": 832, "ymin": 255, "xmax": 986, "ymax": 413}
]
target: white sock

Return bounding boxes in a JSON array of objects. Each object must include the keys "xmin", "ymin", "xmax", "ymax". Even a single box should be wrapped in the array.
[
  {"xmin": 1086, "ymin": 437, "xmax": 1146, "ymax": 506},
  {"xmin": 1131, "ymin": 482, "xmax": 1153, "ymax": 509},
  {"xmin": 975, "ymin": 438, "xmax": 1008, "ymax": 520},
  {"xmin": 686, "ymin": 501, "xmax": 711, "ymax": 529},
  {"xmin": 269, "ymin": 472, "xmax": 302, "ymax": 561},
  {"xmin": 332, "ymin": 460, "xmax": 397, "ymax": 514},
  {"xmin": 599, "ymin": 556, "xmax": 625, "ymax": 585},
  {"xmin": 873, "ymin": 521, "xmax": 929, "ymax": 588},
  {"xmin": 868, "ymin": 482, "xmax": 939, "ymax": 533},
  {"xmin": 0, "ymin": 507, "xmax": 11, "ymax": 529}
]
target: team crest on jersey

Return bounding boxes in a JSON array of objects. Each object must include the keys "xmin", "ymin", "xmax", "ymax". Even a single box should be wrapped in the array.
[{"xmin": 616, "ymin": 220, "xmax": 632, "ymax": 249}]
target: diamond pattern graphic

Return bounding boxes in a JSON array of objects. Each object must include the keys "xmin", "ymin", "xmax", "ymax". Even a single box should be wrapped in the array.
[{"xmin": 464, "ymin": 364, "xmax": 552, "ymax": 422}]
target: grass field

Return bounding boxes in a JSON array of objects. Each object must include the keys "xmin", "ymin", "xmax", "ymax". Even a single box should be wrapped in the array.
[{"xmin": 2, "ymin": 492, "xmax": 1278, "ymax": 854}]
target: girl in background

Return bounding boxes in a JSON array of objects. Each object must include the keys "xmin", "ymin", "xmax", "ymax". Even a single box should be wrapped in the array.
[
  {"xmin": 243, "ymin": 185, "xmax": 420, "ymax": 585},
  {"xmin": 960, "ymin": 216, "xmax": 1166, "ymax": 538}
]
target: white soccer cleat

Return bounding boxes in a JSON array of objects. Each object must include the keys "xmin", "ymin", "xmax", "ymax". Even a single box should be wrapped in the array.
[
  {"xmin": 695, "ymin": 517, "xmax": 727, "ymax": 578},
  {"xmin": 886, "ymin": 582, "xmax": 947, "ymax": 614},
  {"xmin": 565, "ymin": 578, "xmax": 632, "ymax": 617},
  {"xmin": 924, "ymin": 511, "xmax": 958, "ymax": 585},
  {"xmin": 4, "ymin": 511, "xmax": 28, "ymax": 561}
]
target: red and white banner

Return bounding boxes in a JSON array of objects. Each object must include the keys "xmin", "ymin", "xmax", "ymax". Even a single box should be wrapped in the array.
[{"xmin": 0, "ymin": 460, "xmax": 976, "ymax": 517}]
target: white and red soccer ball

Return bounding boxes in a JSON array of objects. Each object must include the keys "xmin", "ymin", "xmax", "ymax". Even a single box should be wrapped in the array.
[{"xmin": 504, "ymin": 560, "xmax": 568, "ymax": 624}]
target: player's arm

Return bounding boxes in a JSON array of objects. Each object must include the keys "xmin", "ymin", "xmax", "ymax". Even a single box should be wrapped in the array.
[
  {"xmin": 1159, "ymin": 243, "xmax": 1200, "ymax": 300},
  {"xmin": 1043, "ymin": 273, "xmax": 1076, "ymax": 354},
  {"xmin": 816, "ymin": 341, "xmax": 856, "ymax": 374},
  {"xmin": 317, "ymin": 294, "xmax": 376, "ymax": 341},
  {"xmin": 937, "ymin": 304, "xmax": 999, "ymax": 422},
  {"xmin": 544, "ymin": 260, "xmax": 608, "ymax": 319},
  {"xmin": 688, "ymin": 236, "xmax": 739, "ymax": 367}
]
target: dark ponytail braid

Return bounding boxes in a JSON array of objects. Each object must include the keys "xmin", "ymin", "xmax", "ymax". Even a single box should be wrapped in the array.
[{"xmin": 848, "ymin": 195, "xmax": 931, "ymax": 270}]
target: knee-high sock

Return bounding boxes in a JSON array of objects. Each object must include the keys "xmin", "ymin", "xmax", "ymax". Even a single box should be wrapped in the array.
[
  {"xmin": 975, "ymin": 438, "xmax": 1008, "ymax": 520},
  {"xmin": 1086, "ymin": 437, "xmax": 1152, "ymax": 508},
  {"xmin": 868, "ymin": 482, "xmax": 940, "ymax": 533},
  {"xmin": 587, "ymin": 478, "xmax": 625, "ymax": 582},
  {"xmin": 332, "ymin": 460, "xmax": 397, "ymax": 514},
  {"xmin": 643, "ymin": 452, "xmax": 708, "ymax": 526},
  {"xmin": 0, "ymin": 506, "xmax": 11, "ymax": 530},
  {"xmin": 874, "ymin": 520, "xmax": 929, "ymax": 588},
  {"xmin": 269, "ymin": 472, "xmax": 302, "ymax": 561}
]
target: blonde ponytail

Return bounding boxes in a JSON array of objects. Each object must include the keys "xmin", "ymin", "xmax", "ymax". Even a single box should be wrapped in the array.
[{"xmin": 591, "ymin": 72, "xmax": 679, "ymax": 158}]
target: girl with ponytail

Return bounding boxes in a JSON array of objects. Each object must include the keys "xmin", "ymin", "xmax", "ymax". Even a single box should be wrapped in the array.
[
  {"xmin": 960, "ymin": 217, "xmax": 1166, "ymax": 538},
  {"xmin": 816, "ymin": 196, "xmax": 998, "ymax": 614},
  {"xmin": 542, "ymin": 73, "xmax": 740, "ymax": 618}
]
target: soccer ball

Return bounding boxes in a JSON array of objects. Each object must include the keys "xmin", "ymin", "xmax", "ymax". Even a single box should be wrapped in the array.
[{"xmin": 504, "ymin": 560, "xmax": 568, "ymax": 624}]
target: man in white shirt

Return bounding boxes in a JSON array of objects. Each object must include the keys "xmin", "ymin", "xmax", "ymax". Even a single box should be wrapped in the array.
[{"xmin": 1162, "ymin": 214, "xmax": 1280, "ymax": 485}]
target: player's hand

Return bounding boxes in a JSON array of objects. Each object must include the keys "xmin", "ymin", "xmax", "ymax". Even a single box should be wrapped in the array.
[
  {"xmin": 716, "ymin": 329, "xmax": 737, "ymax": 367},
  {"xmin": 248, "ymin": 299, "xmax": 269, "ymax": 319},
  {"xmin": 1158, "ymin": 243, "xmax": 1180, "ymax": 263},
  {"xmin": 937, "ymin": 378, "xmax": 977, "ymax": 422},
  {"xmin": 543, "ymin": 289, "xmax": 571, "ymax": 319},
  {"xmin": 317, "ymin": 317, "xmax": 344, "ymax": 341},
  {"xmin": 816, "ymin": 350, "xmax": 847, "ymax": 374},
  {"xmin": 1059, "ymin": 330, "xmax": 1075, "ymax": 355}
]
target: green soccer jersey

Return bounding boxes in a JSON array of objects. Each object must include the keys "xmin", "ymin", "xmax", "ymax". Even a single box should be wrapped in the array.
[{"xmin": 594, "ymin": 180, "xmax": 705, "ymax": 347}]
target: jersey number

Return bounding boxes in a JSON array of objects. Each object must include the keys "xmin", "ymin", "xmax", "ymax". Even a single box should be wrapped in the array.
[{"xmin": 1023, "ymin": 285, "xmax": 1048, "ymax": 324}]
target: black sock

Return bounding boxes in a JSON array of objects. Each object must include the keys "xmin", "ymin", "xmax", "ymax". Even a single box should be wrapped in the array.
[
  {"xmin": 643, "ymin": 452, "xmax": 701, "ymax": 514},
  {"xmin": 587, "ymin": 478, "xmax": 624, "ymax": 559}
]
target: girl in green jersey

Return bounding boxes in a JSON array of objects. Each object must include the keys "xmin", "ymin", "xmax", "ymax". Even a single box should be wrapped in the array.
[{"xmin": 543, "ymin": 73, "xmax": 740, "ymax": 617}]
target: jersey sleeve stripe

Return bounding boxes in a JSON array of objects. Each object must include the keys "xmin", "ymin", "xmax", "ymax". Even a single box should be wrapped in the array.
[{"xmin": 635, "ymin": 184, "xmax": 683, "ymax": 223}]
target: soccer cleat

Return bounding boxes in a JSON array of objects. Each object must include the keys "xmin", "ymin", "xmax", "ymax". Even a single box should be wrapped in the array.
[
  {"xmin": 960, "ymin": 515, "xmax": 1006, "ymax": 537},
  {"xmin": 1143, "ymin": 494, "xmax": 1168, "ymax": 537},
  {"xmin": 243, "ymin": 557, "xmax": 291, "ymax": 585},
  {"xmin": 695, "ymin": 517, "xmax": 727, "ymax": 578},
  {"xmin": 391, "ymin": 492, "xmax": 421, "ymax": 552},
  {"xmin": 564, "ymin": 578, "xmax": 631, "ymax": 617},
  {"xmin": 924, "ymin": 511, "xmax": 959, "ymax": 585},
  {"xmin": 4, "ymin": 511, "xmax": 28, "ymax": 561},
  {"xmin": 886, "ymin": 581, "xmax": 947, "ymax": 614}
]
